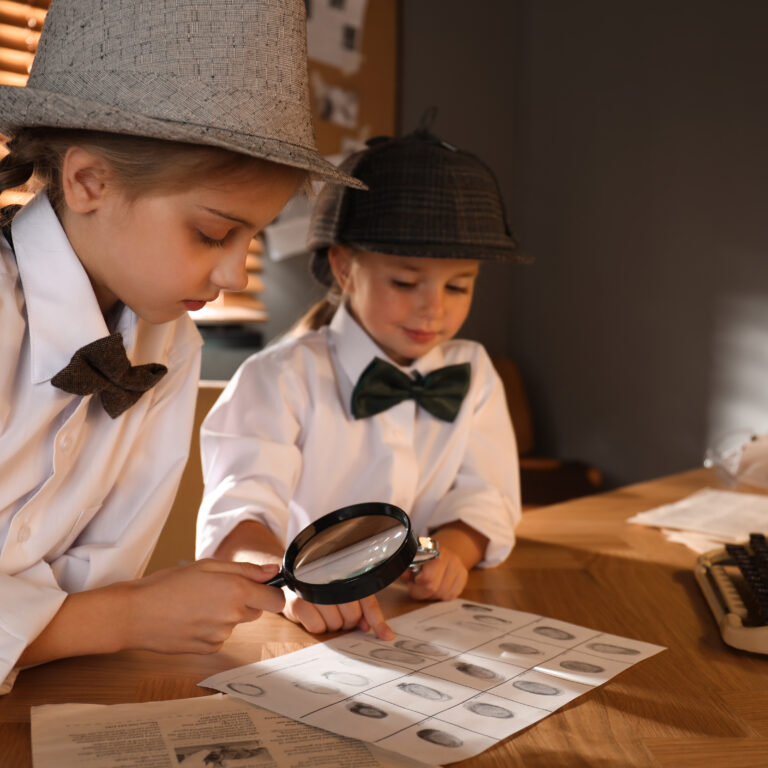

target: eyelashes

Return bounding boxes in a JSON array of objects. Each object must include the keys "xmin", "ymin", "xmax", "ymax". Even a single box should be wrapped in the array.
[{"xmin": 197, "ymin": 231, "xmax": 226, "ymax": 248}]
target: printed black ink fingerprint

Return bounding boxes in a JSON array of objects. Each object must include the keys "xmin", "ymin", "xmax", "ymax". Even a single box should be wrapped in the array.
[
  {"xmin": 322, "ymin": 671, "xmax": 369, "ymax": 686},
  {"xmin": 417, "ymin": 728, "xmax": 463, "ymax": 748},
  {"xmin": 586, "ymin": 642, "xmax": 640, "ymax": 655},
  {"xmin": 454, "ymin": 662, "xmax": 503, "ymax": 682},
  {"xmin": 293, "ymin": 681, "xmax": 340, "ymax": 695},
  {"xmin": 395, "ymin": 639, "xmax": 449, "ymax": 657},
  {"xmin": 397, "ymin": 682, "xmax": 451, "ymax": 701},
  {"xmin": 559, "ymin": 660, "xmax": 605, "ymax": 674},
  {"xmin": 533, "ymin": 626, "xmax": 575, "ymax": 641},
  {"xmin": 512, "ymin": 680, "xmax": 562, "ymax": 696},
  {"xmin": 472, "ymin": 614, "xmax": 511, "ymax": 626},
  {"xmin": 498, "ymin": 642, "xmax": 540, "ymax": 655},
  {"xmin": 347, "ymin": 701, "xmax": 388, "ymax": 719},
  {"xmin": 369, "ymin": 647, "xmax": 426, "ymax": 664},
  {"xmin": 227, "ymin": 682, "xmax": 265, "ymax": 697},
  {"xmin": 461, "ymin": 603, "xmax": 493, "ymax": 612},
  {"xmin": 465, "ymin": 701, "xmax": 514, "ymax": 718}
]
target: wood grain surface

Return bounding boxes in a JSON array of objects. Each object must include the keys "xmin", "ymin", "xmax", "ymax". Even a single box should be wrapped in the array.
[{"xmin": 2, "ymin": 468, "xmax": 766, "ymax": 767}]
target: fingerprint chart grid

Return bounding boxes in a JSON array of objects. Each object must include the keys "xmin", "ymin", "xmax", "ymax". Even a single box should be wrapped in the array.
[{"xmin": 200, "ymin": 600, "xmax": 665, "ymax": 765}]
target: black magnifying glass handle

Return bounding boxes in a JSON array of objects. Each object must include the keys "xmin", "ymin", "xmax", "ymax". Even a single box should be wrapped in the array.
[{"xmin": 266, "ymin": 571, "xmax": 287, "ymax": 588}]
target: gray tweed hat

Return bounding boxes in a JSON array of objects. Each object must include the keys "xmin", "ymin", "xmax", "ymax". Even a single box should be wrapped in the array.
[
  {"xmin": 0, "ymin": 0, "xmax": 363, "ymax": 188},
  {"xmin": 308, "ymin": 130, "xmax": 525, "ymax": 285}
]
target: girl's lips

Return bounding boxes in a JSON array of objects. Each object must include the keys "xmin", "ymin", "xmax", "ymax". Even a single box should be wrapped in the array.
[
  {"xmin": 183, "ymin": 300, "xmax": 207, "ymax": 311},
  {"xmin": 403, "ymin": 328, "xmax": 438, "ymax": 343}
]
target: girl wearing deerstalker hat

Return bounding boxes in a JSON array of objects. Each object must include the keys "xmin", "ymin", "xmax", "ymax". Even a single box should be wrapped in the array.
[
  {"xmin": 196, "ymin": 128, "xmax": 524, "ymax": 638},
  {"xmin": 0, "ymin": 0, "xmax": 363, "ymax": 695}
]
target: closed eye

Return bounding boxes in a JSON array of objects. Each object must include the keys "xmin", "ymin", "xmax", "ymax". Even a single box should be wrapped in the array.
[
  {"xmin": 391, "ymin": 279, "xmax": 417, "ymax": 289},
  {"xmin": 197, "ymin": 231, "xmax": 227, "ymax": 248},
  {"xmin": 447, "ymin": 284, "xmax": 470, "ymax": 294}
]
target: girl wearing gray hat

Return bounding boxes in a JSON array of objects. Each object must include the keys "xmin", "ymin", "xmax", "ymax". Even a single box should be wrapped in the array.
[
  {"xmin": 0, "ymin": 0, "xmax": 361, "ymax": 694},
  {"xmin": 197, "ymin": 130, "xmax": 524, "ymax": 638}
]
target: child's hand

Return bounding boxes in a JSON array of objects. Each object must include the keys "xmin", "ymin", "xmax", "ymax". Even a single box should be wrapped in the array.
[
  {"xmin": 401, "ymin": 546, "xmax": 469, "ymax": 601},
  {"xmin": 125, "ymin": 559, "xmax": 285, "ymax": 654},
  {"xmin": 282, "ymin": 591, "xmax": 394, "ymax": 640}
]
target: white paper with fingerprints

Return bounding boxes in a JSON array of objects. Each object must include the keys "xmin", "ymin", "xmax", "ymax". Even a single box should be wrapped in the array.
[{"xmin": 200, "ymin": 600, "xmax": 664, "ymax": 765}]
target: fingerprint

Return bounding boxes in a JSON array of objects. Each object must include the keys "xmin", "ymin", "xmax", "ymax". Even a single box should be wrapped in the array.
[
  {"xmin": 227, "ymin": 682, "xmax": 265, "ymax": 697},
  {"xmin": 533, "ymin": 626, "xmax": 575, "ymax": 641},
  {"xmin": 461, "ymin": 603, "xmax": 493, "ymax": 612},
  {"xmin": 559, "ymin": 660, "xmax": 605, "ymax": 674},
  {"xmin": 397, "ymin": 682, "xmax": 451, "ymax": 701},
  {"xmin": 454, "ymin": 662, "xmax": 503, "ymax": 682},
  {"xmin": 322, "ymin": 671, "xmax": 369, "ymax": 686},
  {"xmin": 347, "ymin": 701, "xmax": 387, "ymax": 718},
  {"xmin": 370, "ymin": 647, "xmax": 425, "ymax": 664},
  {"xmin": 513, "ymin": 680, "xmax": 562, "ymax": 696},
  {"xmin": 417, "ymin": 728, "xmax": 463, "ymax": 748},
  {"xmin": 465, "ymin": 701, "xmax": 514, "ymax": 718},
  {"xmin": 293, "ymin": 681, "xmax": 340, "ymax": 695},
  {"xmin": 586, "ymin": 642, "xmax": 640, "ymax": 656},
  {"xmin": 499, "ymin": 642, "xmax": 540, "ymax": 655},
  {"xmin": 473, "ymin": 614, "xmax": 510, "ymax": 626},
  {"xmin": 395, "ymin": 639, "xmax": 449, "ymax": 657}
]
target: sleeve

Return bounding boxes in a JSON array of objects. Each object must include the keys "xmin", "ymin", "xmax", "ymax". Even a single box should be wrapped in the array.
[
  {"xmin": 427, "ymin": 346, "xmax": 522, "ymax": 568},
  {"xmin": 195, "ymin": 348, "xmax": 309, "ymax": 559},
  {"xmin": 0, "ymin": 331, "xmax": 201, "ymax": 692}
]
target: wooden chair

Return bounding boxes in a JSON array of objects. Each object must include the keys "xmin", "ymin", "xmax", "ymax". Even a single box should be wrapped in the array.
[{"xmin": 491, "ymin": 357, "xmax": 603, "ymax": 507}]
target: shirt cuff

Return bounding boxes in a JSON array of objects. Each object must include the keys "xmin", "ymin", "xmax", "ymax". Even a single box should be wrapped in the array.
[
  {"xmin": 0, "ymin": 563, "xmax": 68, "ymax": 687},
  {"xmin": 427, "ymin": 487, "xmax": 521, "ymax": 568}
]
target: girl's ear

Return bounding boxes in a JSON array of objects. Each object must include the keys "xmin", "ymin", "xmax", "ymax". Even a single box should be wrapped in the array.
[
  {"xmin": 327, "ymin": 244, "xmax": 355, "ymax": 292},
  {"xmin": 61, "ymin": 146, "xmax": 114, "ymax": 213}
]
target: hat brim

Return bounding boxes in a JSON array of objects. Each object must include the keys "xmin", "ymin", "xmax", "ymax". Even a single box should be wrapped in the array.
[
  {"xmin": 310, "ymin": 240, "xmax": 533, "ymax": 286},
  {"xmin": 0, "ymin": 86, "xmax": 365, "ymax": 189}
]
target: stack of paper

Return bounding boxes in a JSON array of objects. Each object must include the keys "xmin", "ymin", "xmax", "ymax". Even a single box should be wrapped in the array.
[{"xmin": 627, "ymin": 487, "xmax": 768, "ymax": 552}]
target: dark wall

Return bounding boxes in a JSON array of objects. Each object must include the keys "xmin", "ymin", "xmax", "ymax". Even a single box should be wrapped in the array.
[{"xmin": 401, "ymin": 0, "xmax": 768, "ymax": 487}]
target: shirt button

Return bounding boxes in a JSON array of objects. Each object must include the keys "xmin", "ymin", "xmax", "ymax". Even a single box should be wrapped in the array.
[{"xmin": 17, "ymin": 525, "xmax": 31, "ymax": 543}]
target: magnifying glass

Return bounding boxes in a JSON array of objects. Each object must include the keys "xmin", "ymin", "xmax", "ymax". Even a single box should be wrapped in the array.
[{"xmin": 265, "ymin": 502, "xmax": 439, "ymax": 604}]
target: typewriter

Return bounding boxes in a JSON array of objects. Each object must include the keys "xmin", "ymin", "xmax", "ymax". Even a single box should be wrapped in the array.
[{"xmin": 695, "ymin": 532, "xmax": 768, "ymax": 654}]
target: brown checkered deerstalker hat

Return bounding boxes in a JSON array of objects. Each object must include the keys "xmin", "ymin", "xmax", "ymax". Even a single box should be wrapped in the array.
[
  {"xmin": 0, "ymin": 0, "xmax": 363, "ymax": 188},
  {"xmin": 308, "ymin": 128, "xmax": 527, "ymax": 285}
]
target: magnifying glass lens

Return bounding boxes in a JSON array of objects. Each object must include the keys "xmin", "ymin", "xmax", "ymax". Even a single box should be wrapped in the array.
[{"xmin": 293, "ymin": 516, "xmax": 407, "ymax": 584}]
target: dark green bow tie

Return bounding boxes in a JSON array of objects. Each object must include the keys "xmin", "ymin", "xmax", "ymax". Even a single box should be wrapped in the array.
[
  {"xmin": 51, "ymin": 333, "xmax": 167, "ymax": 418},
  {"xmin": 351, "ymin": 357, "xmax": 471, "ymax": 422}
]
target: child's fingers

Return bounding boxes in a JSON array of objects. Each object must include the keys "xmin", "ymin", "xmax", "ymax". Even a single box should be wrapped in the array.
[{"xmin": 359, "ymin": 595, "xmax": 393, "ymax": 640}]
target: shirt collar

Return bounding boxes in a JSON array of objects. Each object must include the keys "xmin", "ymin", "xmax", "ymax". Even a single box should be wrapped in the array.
[
  {"xmin": 328, "ymin": 301, "xmax": 447, "ymax": 388},
  {"xmin": 13, "ymin": 193, "xmax": 137, "ymax": 384}
]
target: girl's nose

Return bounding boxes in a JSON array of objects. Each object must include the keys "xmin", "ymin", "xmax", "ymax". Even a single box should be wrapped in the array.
[
  {"xmin": 211, "ymin": 247, "xmax": 249, "ymax": 292},
  {"xmin": 419, "ymin": 286, "xmax": 445, "ymax": 320}
]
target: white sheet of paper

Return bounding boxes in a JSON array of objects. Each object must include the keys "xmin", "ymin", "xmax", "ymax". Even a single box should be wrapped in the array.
[
  {"xmin": 199, "ymin": 600, "xmax": 665, "ymax": 765},
  {"xmin": 31, "ymin": 693, "xmax": 430, "ymax": 768},
  {"xmin": 627, "ymin": 487, "xmax": 768, "ymax": 546}
]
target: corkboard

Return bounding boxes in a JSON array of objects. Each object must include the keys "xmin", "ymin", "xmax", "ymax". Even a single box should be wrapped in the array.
[{"xmin": 307, "ymin": 0, "xmax": 399, "ymax": 156}]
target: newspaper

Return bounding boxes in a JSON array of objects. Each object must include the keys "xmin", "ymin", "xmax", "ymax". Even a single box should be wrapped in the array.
[{"xmin": 31, "ymin": 693, "xmax": 433, "ymax": 768}]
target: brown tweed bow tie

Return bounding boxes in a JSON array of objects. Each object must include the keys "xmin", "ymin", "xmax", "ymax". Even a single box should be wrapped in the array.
[{"xmin": 51, "ymin": 333, "xmax": 167, "ymax": 418}]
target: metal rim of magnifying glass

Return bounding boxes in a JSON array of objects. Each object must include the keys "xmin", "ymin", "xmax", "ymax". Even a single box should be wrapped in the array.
[{"xmin": 274, "ymin": 502, "xmax": 418, "ymax": 605}]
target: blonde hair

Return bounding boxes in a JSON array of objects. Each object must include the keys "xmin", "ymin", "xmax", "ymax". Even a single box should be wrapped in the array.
[
  {"xmin": 292, "ymin": 244, "xmax": 366, "ymax": 334},
  {"xmin": 0, "ymin": 128, "xmax": 306, "ymax": 221}
]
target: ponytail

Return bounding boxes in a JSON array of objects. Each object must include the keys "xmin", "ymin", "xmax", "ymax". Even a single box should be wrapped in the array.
[{"xmin": 290, "ymin": 283, "xmax": 343, "ymax": 336}]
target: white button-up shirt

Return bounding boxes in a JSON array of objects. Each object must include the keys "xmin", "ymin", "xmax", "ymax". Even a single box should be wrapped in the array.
[
  {"xmin": 197, "ymin": 303, "xmax": 520, "ymax": 567},
  {"xmin": 0, "ymin": 194, "xmax": 202, "ymax": 689}
]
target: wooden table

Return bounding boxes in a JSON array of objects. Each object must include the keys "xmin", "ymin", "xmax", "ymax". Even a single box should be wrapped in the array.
[{"xmin": 2, "ymin": 468, "xmax": 767, "ymax": 767}]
